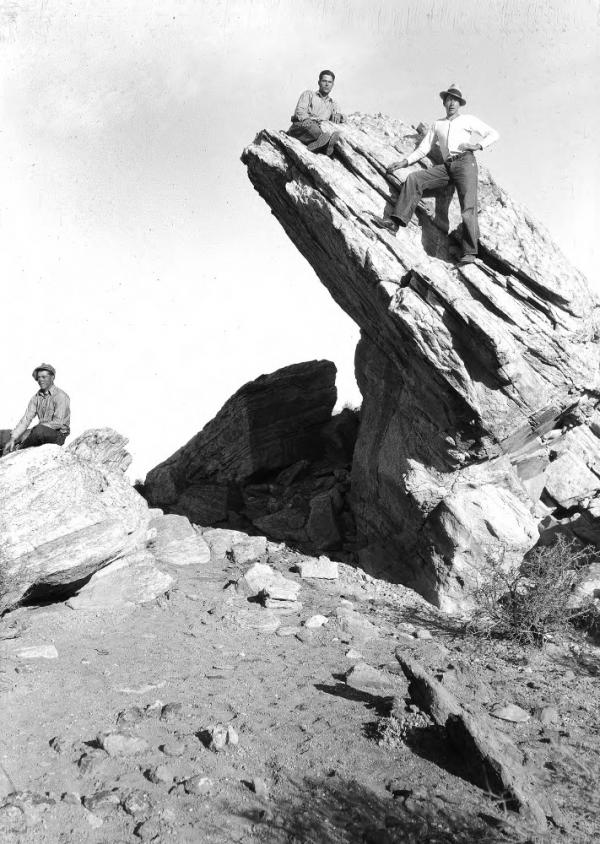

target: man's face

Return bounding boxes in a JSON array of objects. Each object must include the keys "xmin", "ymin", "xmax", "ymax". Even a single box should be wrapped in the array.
[
  {"xmin": 444, "ymin": 95, "xmax": 461, "ymax": 118},
  {"xmin": 37, "ymin": 371, "xmax": 54, "ymax": 392},
  {"xmin": 318, "ymin": 74, "xmax": 334, "ymax": 96}
]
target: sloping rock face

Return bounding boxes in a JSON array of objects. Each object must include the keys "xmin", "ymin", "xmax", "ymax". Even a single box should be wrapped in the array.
[
  {"xmin": 0, "ymin": 432, "xmax": 153, "ymax": 613},
  {"xmin": 243, "ymin": 115, "xmax": 600, "ymax": 611},
  {"xmin": 144, "ymin": 360, "xmax": 359, "ymax": 558}
]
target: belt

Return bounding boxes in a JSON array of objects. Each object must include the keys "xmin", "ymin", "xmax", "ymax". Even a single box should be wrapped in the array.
[{"xmin": 445, "ymin": 151, "xmax": 470, "ymax": 164}]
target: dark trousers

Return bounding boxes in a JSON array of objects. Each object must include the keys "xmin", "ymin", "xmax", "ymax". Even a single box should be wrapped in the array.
[
  {"xmin": 20, "ymin": 424, "xmax": 67, "ymax": 449},
  {"xmin": 287, "ymin": 120, "xmax": 338, "ymax": 153},
  {"xmin": 392, "ymin": 152, "xmax": 479, "ymax": 255}
]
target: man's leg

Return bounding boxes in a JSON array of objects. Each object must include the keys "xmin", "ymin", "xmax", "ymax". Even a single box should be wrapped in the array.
[
  {"xmin": 391, "ymin": 164, "xmax": 451, "ymax": 226},
  {"xmin": 288, "ymin": 120, "xmax": 329, "ymax": 152},
  {"xmin": 20, "ymin": 425, "xmax": 66, "ymax": 449},
  {"xmin": 449, "ymin": 154, "xmax": 479, "ymax": 256}
]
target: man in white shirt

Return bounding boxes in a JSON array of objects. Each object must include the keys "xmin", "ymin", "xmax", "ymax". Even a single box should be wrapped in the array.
[
  {"xmin": 287, "ymin": 70, "xmax": 345, "ymax": 156},
  {"xmin": 3, "ymin": 363, "xmax": 70, "ymax": 454},
  {"xmin": 373, "ymin": 85, "xmax": 499, "ymax": 265}
]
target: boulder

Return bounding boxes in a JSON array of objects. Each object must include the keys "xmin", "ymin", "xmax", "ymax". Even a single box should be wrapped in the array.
[
  {"xmin": 144, "ymin": 360, "xmax": 337, "ymax": 522},
  {"xmin": 150, "ymin": 514, "xmax": 210, "ymax": 566},
  {"xmin": 67, "ymin": 428, "xmax": 133, "ymax": 474},
  {"xmin": 243, "ymin": 115, "xmax": 600, "ymax": 610},
  {"xmin": 66, "ymin": 551, "xmax": 172, "ymax": 610},
  {"xmin": 0, "ymin": 433, "xmax": 152, "ymax": 613}
]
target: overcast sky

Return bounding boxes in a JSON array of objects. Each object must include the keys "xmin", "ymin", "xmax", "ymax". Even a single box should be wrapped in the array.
[{"xmin": 0, "ymin": 0, "xmax": 597, "ymax": 478}]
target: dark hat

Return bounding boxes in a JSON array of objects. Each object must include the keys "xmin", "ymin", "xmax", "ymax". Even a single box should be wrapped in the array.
[
  {"xmin": 439, "ymin": 84, "xmax": 466, "ymax": 106},
  {"xmin": 32, "ymin": 363, "xmax": 56, "ymax": 380}
]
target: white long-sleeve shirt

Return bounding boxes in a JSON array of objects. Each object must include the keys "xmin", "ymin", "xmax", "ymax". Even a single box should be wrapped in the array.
[{"xmin": 406, "ymin": 114, "xmax": 499, "ymax": 165}]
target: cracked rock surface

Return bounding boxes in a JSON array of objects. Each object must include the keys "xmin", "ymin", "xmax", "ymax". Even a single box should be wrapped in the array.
[{"xmin": 242, "ymin": 114, "xmax": 600, "ymax": 610}]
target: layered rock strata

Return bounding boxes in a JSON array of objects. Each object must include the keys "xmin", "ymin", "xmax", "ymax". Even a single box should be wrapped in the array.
[
  {"xmin": 0, "ymin": 430, "xmax": 169, "ymax": 613},
  {"xmin": 242, "ymin": 114, "xmax": 600, "ymax": 611},
  {"xmin": 144, "ymin": 361, "xmax": 359, "ymax": 558}
]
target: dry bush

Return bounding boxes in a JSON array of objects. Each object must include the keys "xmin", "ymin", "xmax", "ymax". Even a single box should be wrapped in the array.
[{"xmin": 468, "ymin": 535, "xmax": 600, "ymax": 647}]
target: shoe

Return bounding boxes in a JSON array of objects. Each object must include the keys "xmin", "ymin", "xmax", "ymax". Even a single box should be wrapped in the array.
[
  {"xmin": 458, "ymin": 254, "xmax": 477, "ymax": 265},
  {"xmin": 369, "ymin": 215, "xmax": 399, "ymax": 234}
]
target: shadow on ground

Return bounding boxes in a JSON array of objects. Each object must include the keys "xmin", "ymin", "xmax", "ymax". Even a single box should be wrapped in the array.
[{"xmin": 240, "ymin": 774, "xmax": 529, "ymax": 844}]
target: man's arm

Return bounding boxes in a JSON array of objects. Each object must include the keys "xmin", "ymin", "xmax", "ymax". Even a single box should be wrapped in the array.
[
  {"xmin": 293, "ymin": 90, "xmax": 314, "ymax": 123},
  {"xmin": 458, "ymin": 116, "xmax": 500, "ymax": 152},
  {"xmin": 4, "ymin": 396, "xmax": 37, "ymax": 453},
  {"xmin": 42, "ymin": 391, "xmax": 70, "ymax": 431},
  {"xmin": 330, "ymin": 98, "xmax": 345, "ymax": 124},
  {"xmin": 387, "ymin": 125, "xmax": 435, "ymax": 173}
]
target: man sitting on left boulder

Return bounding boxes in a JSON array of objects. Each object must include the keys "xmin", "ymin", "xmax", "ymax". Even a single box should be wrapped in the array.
[{"xmin": 3, "ymin": 363, "xmax": 70, "ymax": 454}]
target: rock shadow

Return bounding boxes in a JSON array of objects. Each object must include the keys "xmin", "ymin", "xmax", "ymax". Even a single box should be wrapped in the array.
[{"xmin": 237, "ymin": 773, "xmax": 521, "ymax": 843}]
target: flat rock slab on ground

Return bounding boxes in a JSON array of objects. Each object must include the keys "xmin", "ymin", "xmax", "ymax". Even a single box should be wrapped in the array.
[
  {"xmin": 150, "ymin": 514, "xmax": 211, "ymax": 566},
  {"xmin": 66, "ymin": 551, "xmax": 172, "ymax": 610}
]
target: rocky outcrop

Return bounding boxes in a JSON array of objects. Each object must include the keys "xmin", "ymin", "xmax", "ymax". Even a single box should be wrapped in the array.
[
  {"xmin": 144, "ymin": 361, "xmax": 359, "ymax": 558},
  {"xmin": 243, "ymin": 115, "xmax": 600, "ymax": 611},
  {"xmin": 0, "ymin": 432, "xmax": 161, "ymax": 613}
]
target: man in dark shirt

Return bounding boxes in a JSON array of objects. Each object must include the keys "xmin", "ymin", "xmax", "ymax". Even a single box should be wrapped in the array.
[{"xmin": 3, "ymin": 363, "xmax": 71, "ymax": 454}]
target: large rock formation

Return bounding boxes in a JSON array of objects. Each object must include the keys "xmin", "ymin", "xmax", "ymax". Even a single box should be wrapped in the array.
[
  {"xmin": 242, "ymin": 115, "xmax": 600, "ymax": 611},
  {"xmin": 144, "ymin": 360, "xmax": 359, "ymax": 557},
  {"xmin": 0, "ymin": 429, "xmax": 166, "ymax": 613}
]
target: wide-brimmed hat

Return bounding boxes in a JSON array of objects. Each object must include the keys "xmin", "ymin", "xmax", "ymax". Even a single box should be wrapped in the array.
[
  {"xmin": 439, "ymin": 84, "xmax": 466, "ymax": 106},
  {"xmin": 32, "ymin": 363, "xmax": 56, "ymax": 380}
]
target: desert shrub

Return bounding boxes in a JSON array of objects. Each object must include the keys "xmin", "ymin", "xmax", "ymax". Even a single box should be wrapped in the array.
[{"xmin": 467, "ymin": 535, "xmax": 600, "ymax": 647}]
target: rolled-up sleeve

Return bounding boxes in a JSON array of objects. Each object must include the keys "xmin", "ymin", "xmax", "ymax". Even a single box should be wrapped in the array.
[{"xmin": 12, "ymin": 396, "xmax": 38, "ymax": 440}]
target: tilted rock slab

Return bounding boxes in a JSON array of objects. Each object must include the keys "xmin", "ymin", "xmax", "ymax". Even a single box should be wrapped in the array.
[
  {"xmin": 396, "ymin": 651, "xmax": 548, "ymax": 831},
  {"xmin": 0, "ymin": 434, "xmax": 152, "ymax": 613},
  {"xmin": 243, "ymin": 114, "xmax": 600, "ymax": 610},
  {"xmin": 144, "ymin": 360, "xmax": 337, "ymax": 524}
]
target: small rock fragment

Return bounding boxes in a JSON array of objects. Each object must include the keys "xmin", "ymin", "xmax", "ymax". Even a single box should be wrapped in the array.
[
  {"xmin": 160, "ymin": 740, "xmax": 186, "ymax": 758},
  {"xmin": 251, "ymin": 777, "xmax": 269, "ymax": 800},
  {"xmin": 345, "ymin": 648, "xmax": 363, "ymax": 660},
  {"xmin": 200, "ymin": 724, "xmax": 238, "ymax": 752},
  {"xmin": 98, "ymin": 732, "xmax": 150, "ymax": 757},
  {"xmin": 533, "ymin": 705, "xmax": 560, "ymax": 726},
  {"xmin": 49, "ymin": 736, "xmax": 66, "ymax": 754},
  {"xmin": 135, "ymin": 818, "xmax": 162, "ymax": 840},
  {"xmin": 122, "ymin": 790, "xmax": 153, "ymax": 818},
  {"xmin": 297, "ymin": 557, "xmax": 339, "ymax": 580},
  {"xmin": 83, "ymin": 789, "xmax": 121, "ymax": 815},
  {"xmin": 146, "ymin": 764, "xmax": 175, "ymax": 785},
  {"xmin": 413, "ymin": 628, "xmax": 433, "ymax": 640},
  {"xmin": 276, "ymin": 625, "xmax": 302, "ymax": 637},
  {"xmin": 345, "ymin": 662, "xmax": 402, "ymax": 697},
  {"xmin": 117, "ymin": 706, "xmax": 145, "ymax": 727},
  {"xmin": 489, "ymin": 703, "xmax": 530, "ymax": 723},
  {"xmin": 61, "ymin": 792, "xmax": 81, "ymax": 805},
  {"xmin": 160, "ymin": 702, "xmax": 183, "ymax": 722},
  {"xmin": 144, "ymin": 700, "xmax": 163, "ymax": 718},
  {"xmin": 16, "ymin": 645, "xmax": 58, "ymax": 660},
  {"xmin": 84, "ymin": 809, "xmax": 104, "ymax": 828},
  {"xmin": 304, "ymin": 614, "xmax": 328, "ymax": 629},
  {"xmin": 183, "ymin": 776, "xmax": 213, "ymax": 796},
  {"xmin": 78, "ymin": 750, "xmax": 108, "ymax": 774}
]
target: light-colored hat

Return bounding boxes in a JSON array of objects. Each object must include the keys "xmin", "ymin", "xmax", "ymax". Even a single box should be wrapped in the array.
[
  {"xmin": 32, "ymin": 363, "xmax": 56, "ymax": 380},
  {"xmin": 439, "ymin": 84, "xmax": 466, "ymax": 106}
]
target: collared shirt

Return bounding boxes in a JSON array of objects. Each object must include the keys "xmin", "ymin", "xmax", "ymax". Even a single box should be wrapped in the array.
[
  {"xmin": 291, "ymin": 90, "xmax": 342, "ymax": 124},
  {"xmin": 12, "ymin": 384, "xmax": 71, "ymax": 439},
  {"xmin": 406, "ymin": 113, "xmax": 499, "ymax": 165}
]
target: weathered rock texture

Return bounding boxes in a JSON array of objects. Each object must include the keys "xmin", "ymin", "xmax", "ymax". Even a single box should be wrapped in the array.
[
  {"xmin": 243, "ymin": 114, "xmax": 600, "ymax": 611},
  {"xmin": 144, "ymin": 361, "xmax": 359, "ymax": 558},
  {"xmin": 0, "ymin": 432, "xmax": 155, "ymax": 613}
]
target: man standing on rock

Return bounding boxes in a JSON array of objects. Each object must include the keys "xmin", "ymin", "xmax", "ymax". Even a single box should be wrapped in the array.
[
  {"xmin": 3, "ymin": 363, "xmax": 70, "ymax": 454},
  {"xmin": 287, "ymin": 70, "xmax": 345, "ymax": 156},
  {"xmin": 374, "ymin": 84, "xmax": 499, "ymax": 265}
]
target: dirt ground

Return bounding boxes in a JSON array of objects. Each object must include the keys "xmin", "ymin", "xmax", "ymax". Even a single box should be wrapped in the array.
[{"xmin": 1, "ymin": 545, "xmax": 599, "ymax": 843}]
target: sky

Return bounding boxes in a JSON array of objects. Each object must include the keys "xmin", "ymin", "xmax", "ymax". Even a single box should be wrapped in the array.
[{"xmin": 0, "ymin": 0, "xmax": 598, "ymax": 479}]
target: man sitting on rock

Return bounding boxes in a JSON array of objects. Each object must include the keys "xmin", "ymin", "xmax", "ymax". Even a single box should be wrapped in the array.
[
  {"xmin": 373, "ymin": 84, "xmax": 499, "ymax": 265},
  {"xmin": 3, "ymin": 363, "xmax": 70, "ymax": 454},
  {"xmin": 287, "ymin": 69, "xmax": 345, "ymax": 156}
]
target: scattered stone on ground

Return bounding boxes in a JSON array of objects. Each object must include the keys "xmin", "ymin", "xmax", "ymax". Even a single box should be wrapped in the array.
[
  {"xmin": 297, "ymin": 556, "xmax": 339, "ymax": 580},
  {"xmin": 15, "ymin": 645, "xmax": 58, "ymax": 660}
]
